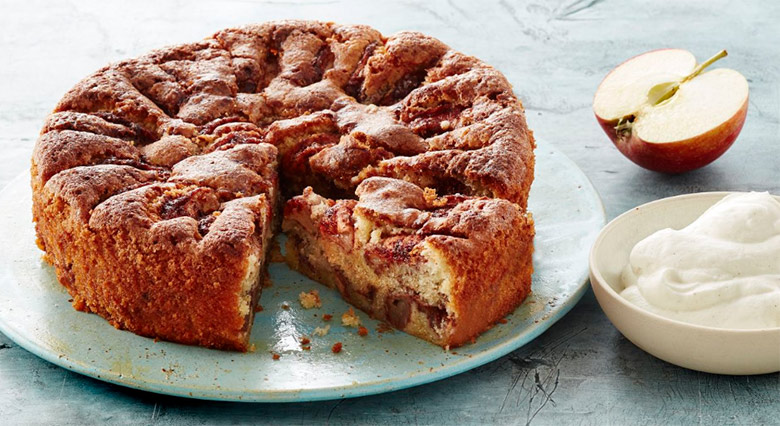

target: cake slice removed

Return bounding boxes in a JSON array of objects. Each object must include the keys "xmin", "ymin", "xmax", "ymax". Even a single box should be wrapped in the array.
[{"xmin": 283, "ymin": 177, "xmax": 535, "ymax": 347}]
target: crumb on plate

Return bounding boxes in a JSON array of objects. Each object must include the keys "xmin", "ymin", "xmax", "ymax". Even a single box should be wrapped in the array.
[
  {"xmin": 298, "ymin": 290, "xmax": 322, "ymax": 309},
  {"xmin": 341, "ymin": 307, "xmax": 360, "ymax": 327},
  {"xmin": 376, "ymin": 322, "xmax": 393, "ymax": 333}
]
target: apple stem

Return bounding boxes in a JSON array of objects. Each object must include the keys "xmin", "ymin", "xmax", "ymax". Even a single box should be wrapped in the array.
[
  {"xmin": 617, "ymin": 49, "xmax": 730, "ymax": 134},
  {"xmin": 683, "ymin": 49, "xmax": 728, "ymax": 83},
  {"xmin": 648, "ymin": 49, "xmax": 728, "ymax": 106}
]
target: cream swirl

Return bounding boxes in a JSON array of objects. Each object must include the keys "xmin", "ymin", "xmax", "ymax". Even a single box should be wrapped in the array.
[{"xmin": 620, "ymin": 192, "xmax": 780, "ymax": 329}]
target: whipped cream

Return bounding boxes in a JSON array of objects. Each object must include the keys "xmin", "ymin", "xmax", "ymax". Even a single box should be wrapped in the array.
[{"xmin": 620, "ymin": 192, "xmax": 780, "ymax": 329}]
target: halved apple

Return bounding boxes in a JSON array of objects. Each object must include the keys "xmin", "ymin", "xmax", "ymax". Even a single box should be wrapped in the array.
[{"xmin": 593, "ymin": 49, "xmax": 749, "ymax": 173}]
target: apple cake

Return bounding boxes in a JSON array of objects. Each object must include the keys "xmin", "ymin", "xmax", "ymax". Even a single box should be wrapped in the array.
[{"xmin": 31, "ymin": 20, "xmax": 536, "ymax": 351}]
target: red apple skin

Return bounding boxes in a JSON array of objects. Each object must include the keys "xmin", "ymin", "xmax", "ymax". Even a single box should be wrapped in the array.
[{"xmin": 595, "ymin": 97, "xmax": 748, "ymax": 173}]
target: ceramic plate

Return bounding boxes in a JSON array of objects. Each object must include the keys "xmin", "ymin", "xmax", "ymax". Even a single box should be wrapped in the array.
[{"xmin": 0, "ymin": 140, "xmax": 604, "ymax": 402}]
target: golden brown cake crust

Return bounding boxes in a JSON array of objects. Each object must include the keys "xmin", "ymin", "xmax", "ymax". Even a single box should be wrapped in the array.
[{"xmin": 31, "ymin": 20, "xmax": 535, "ymax": 350}]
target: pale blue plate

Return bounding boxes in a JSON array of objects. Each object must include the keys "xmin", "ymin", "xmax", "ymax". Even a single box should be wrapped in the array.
[{"xmin": 0, "ymin": 140, "xmax": 604, "ymax": 402}]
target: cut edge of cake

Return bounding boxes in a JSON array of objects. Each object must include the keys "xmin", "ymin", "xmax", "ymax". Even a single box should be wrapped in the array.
[{"xmin": 282, "ymin": 177, "xmax": 535, "ymax": 347}]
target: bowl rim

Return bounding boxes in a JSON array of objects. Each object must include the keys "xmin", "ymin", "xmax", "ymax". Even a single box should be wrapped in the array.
[{"xmin": 589, "ymin": 190, "xmax": 780, "ymax": 335}]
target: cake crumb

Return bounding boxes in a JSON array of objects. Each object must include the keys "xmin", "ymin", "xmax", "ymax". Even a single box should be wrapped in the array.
[
  {"xmin": 423, "ymin": 187, "xmax": 438, "ymax": 203},
  {"xmin": 376, "ymin": 322, "xmax": 394, "ymax": 333},
  {"xmin": 498, "ymin": 318, "xmax": 508, "ymax": 324},
  {"xmin": 341, "ymin": 308, "xmax": 361, "ymax": 327},
  {"xmin": 423, "ymin": 187, "xmax": 448, "ymax": 207},
  {"xmin": 357, "ymin": 326, "xmax": 368, "ymax": 337},
  {"xmin": 302, "ymin": 346, "xmax": 311, "ymax": 351},
  {"xmin": 271, "ymin": 353, "xmax": 280, "ymax": 360},
  {"xmin": 161, "ymin": 367, "xmax": 175, "ymax": 379},
  {"xmin": 331, "ymin": 342, "xmax": 343, "ymax": 353},
  {"xmin": 322, "ymin": 314, "xmax": 333, "ymax": 322},
  {"xmin": 314, "ymin": 325, "xmax": 331, "ymax": 336},
  {"xmin": 298, "ymin": 290, "xmax": 322, "ymax": 309},
  {"xmin": 254, "ymin": 304, "xmax": 264, "ymax": 313},
  {"xmin": 281, "ymin": 303, "xmax": 289, "ymax": 310},
  {"xmin": 300, "ymin": 337, "xmax": 311, "ymax": 345}
]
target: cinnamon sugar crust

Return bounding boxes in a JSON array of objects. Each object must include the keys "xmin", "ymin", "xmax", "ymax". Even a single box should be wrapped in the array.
[{"xmin": 31, "ymin": 20, "xmax": 535, "ymax": 350}]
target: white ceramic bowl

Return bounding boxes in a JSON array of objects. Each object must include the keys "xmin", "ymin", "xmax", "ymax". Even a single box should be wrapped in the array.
[{"xmin": 589, "ymin": 192, "xmax": 780, "ymax": 375}]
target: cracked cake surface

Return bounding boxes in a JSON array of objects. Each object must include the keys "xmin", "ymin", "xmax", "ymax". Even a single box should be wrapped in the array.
[{"xmin": 31, "ymin": 20, "xmax": 535, "ymax": 350}]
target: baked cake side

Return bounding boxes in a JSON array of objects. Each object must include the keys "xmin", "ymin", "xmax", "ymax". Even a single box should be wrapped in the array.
[{"xmin": 283, "ymin": 177, "xmax": 535, "ymax": 347}]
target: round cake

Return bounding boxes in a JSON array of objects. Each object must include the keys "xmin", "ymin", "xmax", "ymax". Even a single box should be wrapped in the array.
[{"xmin": 31, "ymin": 20, "xmax": 536, "ymax": 351}]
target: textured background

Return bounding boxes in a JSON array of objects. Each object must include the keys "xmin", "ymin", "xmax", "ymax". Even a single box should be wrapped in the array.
[{"xmin": 1, "ymin": 0, "xmax": 778, "ymax": 424}]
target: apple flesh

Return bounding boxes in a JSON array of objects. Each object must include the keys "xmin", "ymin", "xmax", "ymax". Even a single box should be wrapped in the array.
[{"xmin": 593, "ymin": 49, "xmax": 749, "ymax": 173}]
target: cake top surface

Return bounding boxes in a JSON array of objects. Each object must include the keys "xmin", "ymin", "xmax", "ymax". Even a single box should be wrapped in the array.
[
  {"xmin": 33, "ymin": 20, "xmax": 535, "ymax": 252},
  {"xmin": 286, "ymin": 176, "xmax": 531, "ymax": 256}
]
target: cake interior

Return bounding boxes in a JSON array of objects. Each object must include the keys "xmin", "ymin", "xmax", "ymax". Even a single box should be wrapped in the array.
[{"xmin": 284, "ymin": 190, "xmax": 457, "ymax": 344}]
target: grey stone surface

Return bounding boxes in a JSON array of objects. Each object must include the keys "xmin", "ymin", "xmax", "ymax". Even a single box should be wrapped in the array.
[{"xmin": 0, "ymin": 0, "xmax": 778, "ymax": 424}]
